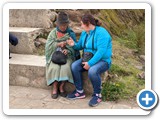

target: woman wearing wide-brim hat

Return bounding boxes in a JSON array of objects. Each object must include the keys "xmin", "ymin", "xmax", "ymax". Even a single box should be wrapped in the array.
[{"xmin": 45, "ymin": 12, "xmax": 79, "ymax": 99}]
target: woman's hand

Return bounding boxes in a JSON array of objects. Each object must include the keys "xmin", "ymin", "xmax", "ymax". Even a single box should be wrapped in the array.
[
  {"xmin": 62, "ymin": 49, "xmax": 68, "ymax": 55},
  {"xmin": 82, "ymin": 62, "xmax": 90, "ymax": 70},
  {"xmin": 67, "ymin": 37, "xmax": 75, "ymax": 46},
  {"xmin": 57, "ymin": 41, "xmax": 67, "ymax": 47}
]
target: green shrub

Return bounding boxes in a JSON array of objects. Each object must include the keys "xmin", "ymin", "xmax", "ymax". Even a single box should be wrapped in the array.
[{"xmin": 102, "ymin": 80, "xmax": 125, "ymax": 101}]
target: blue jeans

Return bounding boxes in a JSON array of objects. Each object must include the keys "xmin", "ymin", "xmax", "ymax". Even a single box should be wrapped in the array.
[{"xmin": 71, "ymin": 59, "xmax": 109, "ymax": 94}]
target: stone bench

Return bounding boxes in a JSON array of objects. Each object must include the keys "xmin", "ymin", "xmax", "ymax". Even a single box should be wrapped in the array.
[
  {"xmin": 9, "ymin": 27, "xmax": 43, "ymax": 54},
  {"xmin": 9, "ymin": 53, "xmax": 108, "ymax": 94}
]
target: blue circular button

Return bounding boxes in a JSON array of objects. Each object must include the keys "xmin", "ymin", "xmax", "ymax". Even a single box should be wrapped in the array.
[{"xmin": 137, "ymin": 89, "xmax": 158, "ymax": 110}]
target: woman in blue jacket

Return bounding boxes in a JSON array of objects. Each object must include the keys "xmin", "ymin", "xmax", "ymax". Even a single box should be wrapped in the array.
[{"xmin": 67, "ymin": 14, "xmax": 112, "ymax": 107}]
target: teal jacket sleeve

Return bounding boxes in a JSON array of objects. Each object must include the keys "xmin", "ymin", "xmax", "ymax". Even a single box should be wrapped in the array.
[{"xmin": 73, "ymin": 31, "xmax": 85, "ymax": 50}]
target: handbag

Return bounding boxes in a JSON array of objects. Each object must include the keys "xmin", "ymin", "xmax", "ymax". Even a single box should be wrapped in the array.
[
  {"xmin": 51, "ymin": 48, "xmax": 67, "ymax": 65},
  {"xmin": 82, "ymin": 27, "xmax": 96, "ymax": 63},
  {"xmin": 82, "ymin": 52, "xmax": 93, "ymax": 62}
]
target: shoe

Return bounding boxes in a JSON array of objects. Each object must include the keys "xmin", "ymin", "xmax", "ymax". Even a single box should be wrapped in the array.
[
  {"xmin": 58, "ymin": 81, "xmax": 67, "ymax": 97},
  {"xmin": 59, "ymin": 91, "xmax": 67, "ymax": 97},
  {"xmin": 67, "ymin": 90, "xmax": 86, "ymax": 99},
  {"xmin": 51, "ymin": 93, "xmax": 58, "ymax": 99},
  {"xmin": 88, "ymin": 94, "xmax": 102, "ymax": 107}
]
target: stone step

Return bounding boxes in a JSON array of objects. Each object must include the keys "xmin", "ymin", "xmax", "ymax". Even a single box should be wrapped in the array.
[
  {"xmin": 9, "ymin": 53, "xmax": 47, "ymax": 89},
  {"xmin": 9, "ymin": 54, "xmax": 108, "ymax": 94},
  {"xmin": 9, "ymin": 27, "xmax": 82, "ymax": 55},
  {"xmin": 9, "ymin": 27, "xmax": 43, "ymax": 54}
]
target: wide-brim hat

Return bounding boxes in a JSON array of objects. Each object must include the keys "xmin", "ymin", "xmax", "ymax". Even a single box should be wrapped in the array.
[{"xmin": 56, "ymin": 12, "xmax": 70, "ymax": 25}]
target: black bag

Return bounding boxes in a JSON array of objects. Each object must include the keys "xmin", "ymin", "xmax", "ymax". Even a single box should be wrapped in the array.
[
  {"xmin": 82, "ymin": 52, "xmax": 93, "ymax": 62},
  {"xmin": 82, "ymin": 27, "xmax": 96, "ymax": 63},
  {"xmin": 51, "ymin": 51, "xmax": 67, "ymax": 65}
]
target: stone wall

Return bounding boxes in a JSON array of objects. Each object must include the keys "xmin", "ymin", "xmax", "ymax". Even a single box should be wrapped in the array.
[{"xmin": 9, "ymin": 9, "xmax": 56, "ymax": 28}]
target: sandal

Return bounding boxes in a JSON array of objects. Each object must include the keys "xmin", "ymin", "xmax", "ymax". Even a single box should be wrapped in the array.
[
  {"xmin": 59, "ymin": 91, "xmax": 67, "ymax": 97},
  {"xmin": 51, "ymin": 92, "xmax": 58, "ymax": 99}
]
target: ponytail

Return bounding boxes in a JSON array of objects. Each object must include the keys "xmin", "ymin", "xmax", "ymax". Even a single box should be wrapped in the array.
[{"xmin": 95, "ymin": 19, "xmax": 101, "ymax": 26}]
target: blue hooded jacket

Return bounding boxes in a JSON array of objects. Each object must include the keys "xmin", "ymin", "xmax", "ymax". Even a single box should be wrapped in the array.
[{"xmin": 73, "ymin": 26, "xmax": 112, "ymax": 68}]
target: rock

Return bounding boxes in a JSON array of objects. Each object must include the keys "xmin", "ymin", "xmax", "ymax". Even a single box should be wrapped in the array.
[
  {"xmin": 66, "ymin": 10, "xmax": 82, "ymax": 22},
  {"xmin": 38, "ymin": 38, "xmax": 46, "ymax": 45},
  {"xmin": 137, "ymin": 72, "xmax": 145, "ymax": 79},
  {"xmin": 135, "ymin": 65, "xmax": 143, "ymax": 70},
  {"xmin": 114, "ymin": 74, "xmax": 118, "ymax": 78},
  {"xmin": 37, "ymin": 38, "xmax": 47, "ymax": 45},
  {"xmin": 102, "ymin": 71, "xmax": 109, "ymax": 83},
  {"xmin": 107, "ymin": 74, "xmax": 114, "ymax": 79},
  {"xmin": 139, "ymin": 55, "xmax": 145, "ymax": 61},
  {"xmin": 72, "ymin": 26, "xmax": 83, "ymax": 36},
  {"xmin": 48, "ymin": 11, "xmax": 57, "ymax": 22},
  {"xmin": 9, "ymin": 9, "xmax": 56, "ymax": 28},
  {"xmin": 34, "ymin": 41, "xmax": 41, "ymax": 47}
]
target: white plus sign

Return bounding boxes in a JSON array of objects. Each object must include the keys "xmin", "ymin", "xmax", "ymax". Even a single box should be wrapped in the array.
[{"xmin": 142, "ymin": 93, "xmax": 153, "ymax": 105}]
